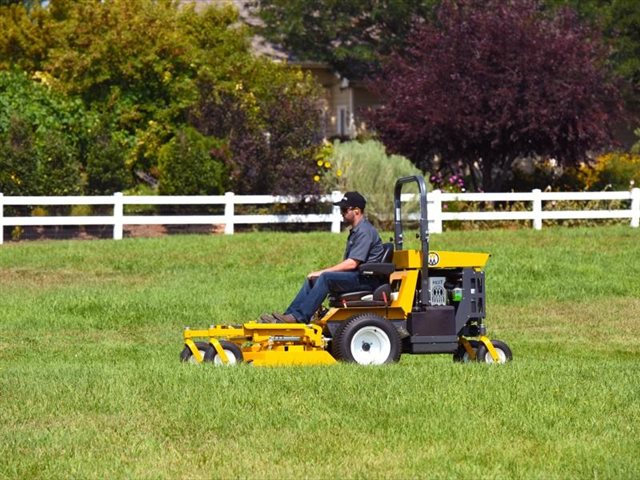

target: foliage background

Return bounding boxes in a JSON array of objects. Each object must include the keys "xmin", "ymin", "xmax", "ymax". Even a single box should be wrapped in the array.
[
  {"xmin": 254, "ymin": 0, "xmax": 639, "ymax": 193},
  {"xmin": 0, "ymin": 0, "xmax": 325, "ymax": 200},
  {"xmin": 0, "ymin": 0, "xmax": 639, "ymax": 206}
]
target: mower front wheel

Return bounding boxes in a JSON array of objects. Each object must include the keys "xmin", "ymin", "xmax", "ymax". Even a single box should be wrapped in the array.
[
  {"xmin": 203, "ymin": 340, "xmax": 244, "ymax": 366},
  {"xmin": 180, "ymin": 341, "xmax": 212, "ymax": 364},
  {"xmin": 476, "ymin": 339, "xmax": 513, "ymax": 364},
  {"xmin": 334, "ymin": 314, "xmax": 401, "ymax": 365}
]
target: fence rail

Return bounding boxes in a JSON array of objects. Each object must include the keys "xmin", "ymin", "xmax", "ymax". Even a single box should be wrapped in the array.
[{"xmin": 1, "ymin": 188, "xmax": 638, "ymax": 244}]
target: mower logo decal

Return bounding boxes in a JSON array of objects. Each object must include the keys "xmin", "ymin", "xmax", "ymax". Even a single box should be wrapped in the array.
[{"xmin": 428, "ymin": 252, "xmax": 440, "ymax": 266}]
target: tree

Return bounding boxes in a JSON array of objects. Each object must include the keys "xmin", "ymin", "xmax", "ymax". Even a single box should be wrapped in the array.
[
  {"xmin": 0, "ymin": 2, "xmax": 57, "ymax": 72},
  {"xmin": 250, "ymin": 0, "xmax": 438, "ymax": 78},
  {"xmin": 0, "ymin": 1, "xmax": 41, "ymax": 7},
  {"xmin": 367, "ymin": 0, "xmax": 624, "ymax": 192},
  {"xmin": 545, "ymin": 0, "xmax": 640, "ymax": 110},
  {"xmin": 85, "ymin": 122, "xmax": 132, "ymax": 195},
  {"xmin": 44, "ymin": 0, "xmax": 202, "ymax": 133},
  {"xmin": 189, "ymin": 65, "xmax": 324, "ymax": 195},
  {"xmin": 0, "ymin": 0, "xmax": 326, "ymax": 195}
]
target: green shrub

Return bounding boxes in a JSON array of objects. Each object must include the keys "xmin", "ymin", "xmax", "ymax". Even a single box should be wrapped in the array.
[
  {"xmin": 34, "ymin": 134, "xmax": 83, "ymax": 196},
  {"xmin": 0, "ymin": 70, "xmax": 89, "ymax": 197},
  {"xmin": 0, "ymin": 115, "xmax": 38, "ymax": 196},
  {"xmin": 158, "ymin": 127, "xmax": 227, "ymax": 196},
  {"xmin": 321, "ymin": 140, "xmax": 426, "ymax": 228},
  {"xmin": 0, "ymin": 118, "xmax": 84, "ymax": 197},
  {"xmin": 86, "ymin": 125, "xmax": 132, "ymax": 195}
]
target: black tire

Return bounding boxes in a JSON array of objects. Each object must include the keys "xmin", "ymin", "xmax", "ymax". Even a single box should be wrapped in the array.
[
  {"xmin": 475, "ymin": 339, "xmax": 513, "ymax": 364},
  {"xmin": 180, "ymin": 341, "xmax": 212, "ymax": 363},
  {"xmin": 329, "ymin": 321, "xmax": 347, "ymax": 359},
  {"xmin": 334, "ymin": 314, "xmax": 401, "ymax": 365},
  {"xmin": 203, "ymin": 340, "xmax": 244, "ymax": 366},
  {"xmin": 453, "ymin": 340, "xmax": 480, "ymax": 362}
]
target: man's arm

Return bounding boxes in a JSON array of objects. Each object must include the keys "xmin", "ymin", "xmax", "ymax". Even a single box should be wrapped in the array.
[{"xmin": 307, "ymin": 258, "xmax": 360, "ymax": 279}]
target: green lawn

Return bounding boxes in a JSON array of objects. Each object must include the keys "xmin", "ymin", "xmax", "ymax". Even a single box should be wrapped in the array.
[{"xmin": 1, "ymin": 226, "xmax": 639, "ymax": 479}]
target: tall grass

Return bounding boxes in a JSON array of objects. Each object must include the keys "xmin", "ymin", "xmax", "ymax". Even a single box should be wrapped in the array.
[{"xmin": 1, "ymin": 227, "xmax": 639, "ymax": 479}]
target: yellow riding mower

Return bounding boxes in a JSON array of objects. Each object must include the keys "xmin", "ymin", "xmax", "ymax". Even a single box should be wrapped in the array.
[{"xmin": 181, "ymin": 175, "xmax": 512, "ymax": 366}]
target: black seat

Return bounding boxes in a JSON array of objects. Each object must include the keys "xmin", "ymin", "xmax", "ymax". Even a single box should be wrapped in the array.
[{"xmin": 329, "ymin": 242, "xmax": 395, "ymax": 308}]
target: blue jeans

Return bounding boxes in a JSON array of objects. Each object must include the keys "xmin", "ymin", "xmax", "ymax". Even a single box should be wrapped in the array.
[{"xmin": 285, "ymin": 271, "xmax": 379, "ymax": 322}]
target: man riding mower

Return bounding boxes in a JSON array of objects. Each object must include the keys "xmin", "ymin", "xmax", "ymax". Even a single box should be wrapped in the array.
[{"xmin": 181, "ymin": 175, "xmax": 512, "ymax": 366}]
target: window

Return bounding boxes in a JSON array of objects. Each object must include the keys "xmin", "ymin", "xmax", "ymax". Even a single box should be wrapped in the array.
[{"xmin": 337, "ymin": 105, "xmax": 347, "ymax": 136}]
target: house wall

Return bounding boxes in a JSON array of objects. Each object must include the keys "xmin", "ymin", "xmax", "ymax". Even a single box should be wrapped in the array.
[{"xmin": 352, "ymin": 87, "xmax": 380, "ymax": 135}]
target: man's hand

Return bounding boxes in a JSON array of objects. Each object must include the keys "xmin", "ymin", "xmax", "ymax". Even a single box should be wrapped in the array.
[{"xmin": 307, "ymin": 259, "xmax": 360, "ymax": 279}]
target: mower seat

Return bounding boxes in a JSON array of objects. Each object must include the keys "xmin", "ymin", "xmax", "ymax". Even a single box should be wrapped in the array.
[{"xmin": 329, "ymin": 242, "xmax": 395, "ymax": 308}]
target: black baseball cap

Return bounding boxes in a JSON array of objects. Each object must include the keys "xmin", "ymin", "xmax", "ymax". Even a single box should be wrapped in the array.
[{"xmin": 333, "ymin": 191, "xmax": 366, "ymax": 210}]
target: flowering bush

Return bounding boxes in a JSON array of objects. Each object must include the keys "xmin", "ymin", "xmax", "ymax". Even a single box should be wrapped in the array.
[
  {"xmin": 312, "ymin": 142, "xmax": 336, "ymax": 184},
  {"xmin": 429, "ymin": 172, "xmax": 466, "ymax": 193},
  {"xmin": 578, "ymin": 152, "xmax": 640, "ymax": 191}
]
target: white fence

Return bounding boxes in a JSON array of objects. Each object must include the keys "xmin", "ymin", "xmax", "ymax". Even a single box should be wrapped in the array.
[
  {"xmin": 429, "ymin": 188, "xmax": 640, "ymax": 233},
  {"xmin": 1, "ymin": 188, "xmax": 639, "ymax": 244}
]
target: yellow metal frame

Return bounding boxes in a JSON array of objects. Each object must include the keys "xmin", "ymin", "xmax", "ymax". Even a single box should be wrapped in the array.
[
  {"xmin": 183, "ymin": 322, "xmax": 336, "ymax": 366},
  {"xmin": 458, "ymin": 336, "xmax": 501, "ymax": 362},
  {"xmin": 393, "ymin": 249, "xmax": 490, "ymax": 271},
  {"xmin": 479, "ymin": 336, "xmax": 501, "ymax": 362}
]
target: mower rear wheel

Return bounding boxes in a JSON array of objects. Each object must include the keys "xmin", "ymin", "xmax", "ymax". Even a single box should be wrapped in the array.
[
  {"xmin": 475, "ymin": 339, "xmax": 513, "ymax": 364},
  {"xmin": 203, "ymin": 340, "xmax": 244, "ymax": 366},
  {"xmin": 334, "ymin": 314, "xmax": 401, "ymax": 365},
  {"xmin": 329, "ymin": 321, "xmax": 346, "ymax": 359},
  {"xmin": 453, "ymin": 340, "xmax": 480, "ymax": 362},
  {"xmin": 180, "ymin": 341, "xmax": 212, "ymax": 364}
]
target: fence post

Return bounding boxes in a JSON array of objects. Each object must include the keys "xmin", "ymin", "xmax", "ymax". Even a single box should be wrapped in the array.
[
  {"xmin": 331, "ymin": 190, "xmax": 342, "ymax": 233},
  {"xmin": 532, "ymin": 189, "xmax": 543, "ymax": 230},
  {"xmin": 113, "ymin": 192, "xmax": 124, "ymax": 240},
  {"xmin": 224, "ymin": 191, "xmax": 235, "ymax": 234},
  {"xmin": 631, "ymin": 188, "xmax": 640, "ymax": 228},
  {"xmin": 0, "ymin": 193, "xmax": 4, "ymax": 245},
  {"xmin": 430, "ymin": 189, "xmax": 443, "ymax": 234}
]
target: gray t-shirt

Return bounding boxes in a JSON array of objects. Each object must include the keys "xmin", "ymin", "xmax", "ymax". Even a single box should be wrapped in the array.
[{"xmin": 343, "ymin": 218, "xmax": 384, "ymax": 265}]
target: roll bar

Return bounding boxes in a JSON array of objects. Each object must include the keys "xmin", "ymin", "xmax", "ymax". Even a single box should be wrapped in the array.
[{"xmin": 393, "ymin": 175, "xmax": 431, "ymax": 307}]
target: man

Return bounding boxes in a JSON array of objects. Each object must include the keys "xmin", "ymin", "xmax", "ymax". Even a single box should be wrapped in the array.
[{"xmin": 261, "ymin": 191, "xmax": 384, "ymax": 324}]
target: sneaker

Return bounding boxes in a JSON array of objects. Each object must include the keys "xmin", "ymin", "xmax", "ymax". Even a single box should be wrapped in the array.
[{"xmin": 272, "ymin": 312, "xmax": 299, "ymax": 323}]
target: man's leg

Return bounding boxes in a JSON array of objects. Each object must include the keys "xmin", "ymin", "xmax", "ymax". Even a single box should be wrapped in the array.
[
  {"xmin": 285, "ymin": 271, "xmax": 373, "ymax": 322},
  {"xmin": 283, "ymin": 277, "xmax": 314, "ymax": 317}
]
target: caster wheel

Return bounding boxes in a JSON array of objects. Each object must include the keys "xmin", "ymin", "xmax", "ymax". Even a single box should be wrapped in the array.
[
  {"xmin": 453, "ymin": 340, "xmax": 480, "ymax": 362},
  {"xmin": 180, "ymin": 341, "xmax": 212, "ymax": 364},
  {"xmin": 203, "ymin": 340, "xmax": 244, "ymax": 366},
  {"xmin": 476, "ymin": 339, "xmax": 513, "ymax": 364}
]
